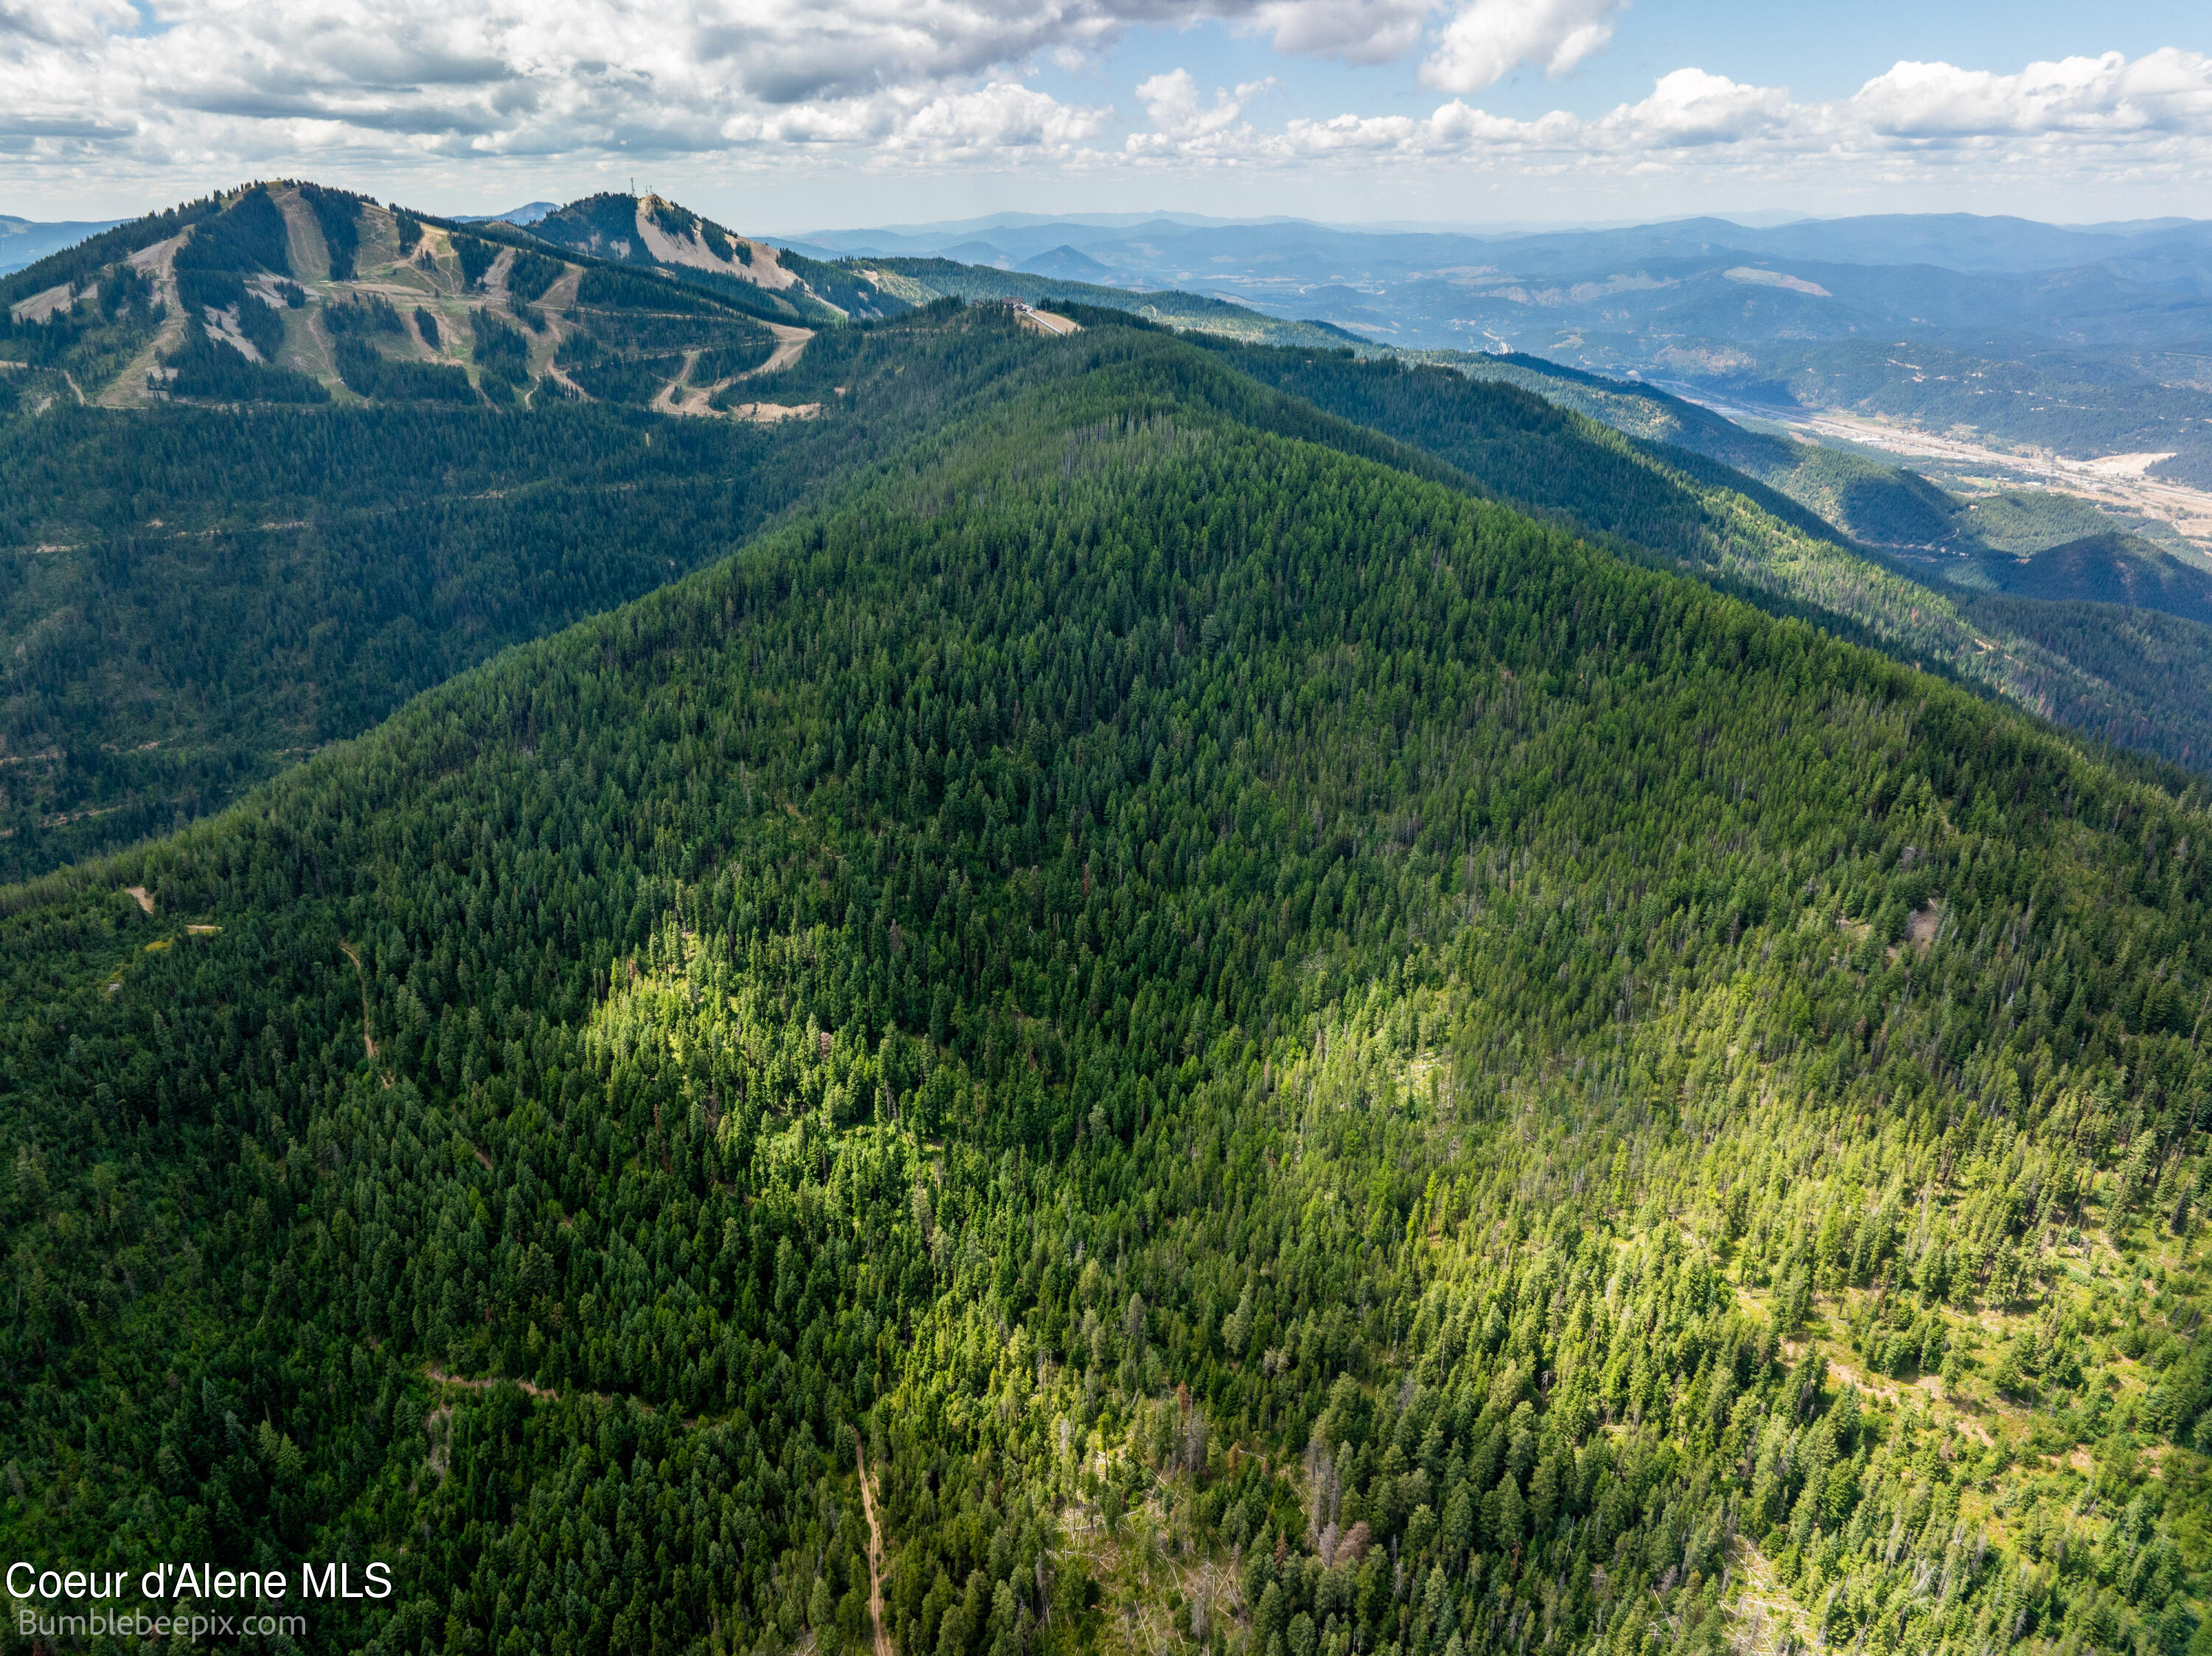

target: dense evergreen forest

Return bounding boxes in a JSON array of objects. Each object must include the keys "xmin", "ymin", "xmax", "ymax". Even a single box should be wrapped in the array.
[
  {"xmin": 0, "ymin": 296, "xmax": 1508, "ymax": 880},
  {"xmin": 1193, "ymin": 335, "xmax": 2212, "ymax": 770},
  {"xmin": 10, "ymin": 181, "xmax": 2212, "ymax": 897},
  {"xmin": 4, "ymin": 309, "xmax": 2212, "ymax": 1656},
  {"xmin": 0, "ymin": 342, "xmax": 894, "ymax": 873},
  {"xmin": 9, "ymin": 296, "xmax": 2209, "ymax": 887}
]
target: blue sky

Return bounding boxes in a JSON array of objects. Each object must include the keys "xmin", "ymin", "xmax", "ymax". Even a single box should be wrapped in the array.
[
  {"xmin": 1, "ymin": 0, "xmax": 2207, "ymax": 228},
  {"xmin": 1039, "ymin": 0, "xmax": 2205, "ymax": 120}
]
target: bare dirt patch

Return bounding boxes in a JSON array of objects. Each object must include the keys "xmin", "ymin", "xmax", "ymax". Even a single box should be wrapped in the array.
[
  {"xmin": 634, "ymin": 198, "xmax": 804, "ymax": 292},
  {"xmin": 649, "ymin": 349, "xmax": 707, "ymax": 415},
  {"xmin": 268, "ymin": 184, "xmax": 331, "ymax": 282},
  {"xmin": 1013, "ymin": 302, "xmax": 1082, "ymax": 337},
  {"xmin": 201, "ymin": 303, "xmax": 264, "ymax": 361},
  {"xmin": 537, "ymin": 264, "xmax": 582, "ymax": 317},
  {"xmin": 2084, "ymin": 451, "xmax": 2180, "ymax": 478},
  {"xmin": 517, "ymin": 266, "xmax": 586, "ymax": 404},
  {"xmin": 403, "ymin": 305, "xmax": 444, "ymax": 361},
  {"xmin": 288, "ymin": 305, "xmax": 349, "ymax": 393},
  {"xmin": 651, "ymin": 325, "xmax": 816, "ymax": 418},
  {"xmin": 101, "ymin": 234, "xmax": 189, "ymax": 406},
  {"xmin": 1728, "ymin": 1538, "xmax": 1819, "ymax": 1654},
  {"xmin": 10, "ymin": 282, "xmax": 79, "ymax": 324},
  {"xmin": 124, "ymin": 886, "xmax": 154, "ymax": 914},
  {"xmin": 728, "ymin": 400, "xmax": 822, "ymax": 423},
  {"xmin": 1724, "ymin": 267, "xmax": 1832, "ymax": 299},
  {"xmin": 540, "ymin": 362, "xmax": 590, "ymax": 401},
  {"xmin": 1881, "ymin": 900, "xmax": 1944, "ymax": 963},
  {"xmin": 1905, "ymin": 902, "xmax": 1941, "ymax": 950},
  {"xmin": 409, "ymin": 228, "xmax": 468, "ymax": 297},
  {"xmin": 480, "ymin": 246, "xmax": 516, "ymax": 303},
  {"xmin": 754, "ymin": 324, "xmax": 813, "ymax": 373},
  {"xmin": 427, "ymin": 1368, "xmax": 560, "ymax": 1401},
  {"xmin": 354, "ymin": 202, "xmax": 406, "ymax": 271},
  {"xmin": 1820, "ymin": 1351, "xmax": 1944, "ymax": 1411}
]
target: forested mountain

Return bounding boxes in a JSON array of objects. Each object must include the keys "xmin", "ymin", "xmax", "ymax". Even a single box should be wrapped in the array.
[
  {"xmin": 0, "ymin": 181, "xmax": 952, "ymax": 876},
  {"xmin": 0, "ymin": 291, "xmax": 1482, "ymax": 878},
  {"xmin": 10, "ymin": 183, "xmax": 2212, "ymax": 891},
  {"xmin": 858, "ymin": 260, "xmax": 1361, "ymax": 351},
  {"xmin": 0, "ymin": 181, "xmax": 830, "ymax": 418},
  {"xmin": 517, "ymin": 194, "xmax": 900, "ymax": 324},
  {"xmin": 1188, "ymin": 333, "xmax": 2212, "ymax": 769},
  {"xmin": 5, "ymin": 306, "xmax": 2212, "ymax": 1656},
  {"xmin": 1415, "ymin": 348, "xmax": 2212, "ymax": 734}
]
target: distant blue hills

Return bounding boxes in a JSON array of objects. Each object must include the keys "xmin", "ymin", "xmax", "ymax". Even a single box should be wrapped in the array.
[{"xmin": 1, "ymin": 214, "xmax": 125, "ymax": 277}]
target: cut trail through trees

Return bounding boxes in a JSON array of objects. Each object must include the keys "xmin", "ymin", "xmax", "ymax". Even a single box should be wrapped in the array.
[
  {"xmin": 338, "ymin": 939, "xmax": 376, "ymax": 1060},
  {"xmin": 857, "ymin": 1439, "xmax": 891, "ymax": 1656}
]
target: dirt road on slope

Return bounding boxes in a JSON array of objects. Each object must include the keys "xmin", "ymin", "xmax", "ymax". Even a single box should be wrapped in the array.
[
  {"xmin": 268, "ymin": 184, "xmax": 332, "ymax": 282},
  {"xmin": 757, "ymin": 324, "xmax": 811, "ymax": 373},
  {"xmin": 857, "ymin": 1439, "xmax": 891, "ymax": 1656}
]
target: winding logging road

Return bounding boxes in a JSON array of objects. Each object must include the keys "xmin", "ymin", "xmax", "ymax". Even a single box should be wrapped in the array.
[{"xmin": 857, "ymin": 1439, "xmax": 891, "ymax": 1656}]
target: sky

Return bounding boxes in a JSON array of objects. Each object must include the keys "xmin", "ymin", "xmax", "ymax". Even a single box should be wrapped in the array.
[{"xmin": 1, "ymin": 0, "xmax": 2208, "ymax": 231}]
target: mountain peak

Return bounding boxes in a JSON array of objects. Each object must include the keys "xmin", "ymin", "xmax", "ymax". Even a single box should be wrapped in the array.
[{"xmin": 456, "ymin": 201, "xmax": 557, "ymax": 226}]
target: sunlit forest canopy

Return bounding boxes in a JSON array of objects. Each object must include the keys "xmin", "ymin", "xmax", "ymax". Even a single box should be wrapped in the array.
[{"xmin": 4, "ymin": 315, "xmax": 2211, "ymax": 1656}]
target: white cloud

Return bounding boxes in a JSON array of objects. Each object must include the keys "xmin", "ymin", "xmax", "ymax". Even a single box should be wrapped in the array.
[
  {"xmin": 0, "ymin": 0, "xmax": 138, "ymax": 50},
  {"xmin": 1590, "ymin": 67, "xmax": 1792, "ymax": 147},
  {"xmin": 1420, "ymin": 0, "xmax": 1629, "ymax": 94},
  {"xmin": 768, "ymin": 82, "xmax": 1112, "ymax": 159},
  {"xmin": 1241, "ymin": 0, "xmax": 1432, "ymax": 67},
  {"xmin": 1850, "ymin": 49, "xmax": 2212, "ymax": 142},
  {"xmin": 0, "ymin": 0, "xmax": 2206, "ymax": 209},
  {"xmin": 1124, "ymin": 69, "xmax": 1281, "ymax": 162},
  {"xmin": 0, "ymin": 0, "xmax": 1465, "ymax": 182},
  {"xmin": 1, "ymin": 0, "xmax": 1099, "ymax": 169},
  {"xmin": 1146, "ymin": 48, "xmax": 2212, "ymax": 184}
]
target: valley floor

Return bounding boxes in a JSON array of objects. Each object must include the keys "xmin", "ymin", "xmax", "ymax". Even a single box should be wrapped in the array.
[{"xmin": 1663, "ymin": 385, "xmax": 2212, "ymax": 555}]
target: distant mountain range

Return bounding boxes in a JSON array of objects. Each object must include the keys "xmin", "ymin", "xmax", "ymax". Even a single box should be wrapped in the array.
[
  {"xmin": 12, "ymin": 195, "xmax": 2210, "ymax": 495},
  {"xmin": 786, "ymin": 209, "xmax": 2212, "ymax": 285},
  {"xmin": 792, "ymin": 209, "xmax": 2212, "ymax": 494},
  {"xmin": 0, "ymin": 212, "xmax": 125, "ymax": 276},
  {"xmin": 455, "ymin": 201, "xmax": 558, "ymax": 226},
  {"xmin": 8, "ymin": 180, "xmax": 2212, "ymax": 810}
]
